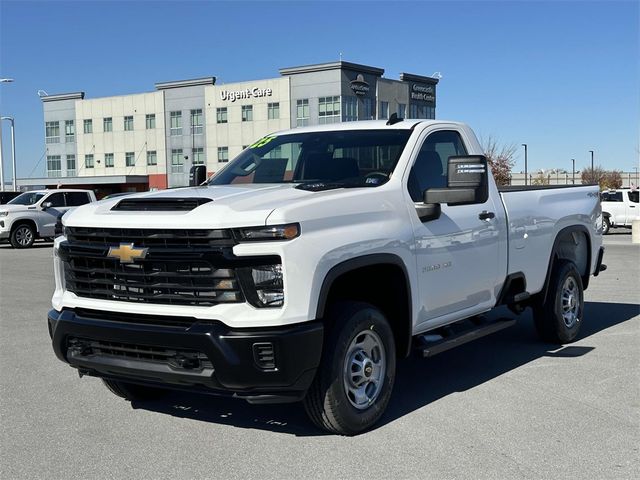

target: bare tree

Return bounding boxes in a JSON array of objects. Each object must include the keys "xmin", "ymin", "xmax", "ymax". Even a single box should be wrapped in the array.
[
  {"xmin": 482, "ymin": 136, "xmax": 517, "ymax": 186},
  {"xmin": 581, "ymin": 166, "xmax": 607, "ymax": 188},
  {"xmin": 602, "ymin": 170, "xmax": 623, "ymax": 189},
  {"xmin": 532, "ymin": 172, "xmax": 550, "ymax": 185}
]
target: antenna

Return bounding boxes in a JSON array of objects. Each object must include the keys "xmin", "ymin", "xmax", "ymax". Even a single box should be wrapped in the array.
[
  {"xmin": 37, "ymin": 90, "xmax": 49, "ymax": 97},
  {"xmin": 431, "ymin": 72, "xmax": 443, "ymax": 80}
]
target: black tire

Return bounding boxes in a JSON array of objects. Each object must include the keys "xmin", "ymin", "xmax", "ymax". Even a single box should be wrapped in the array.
[
  {"xmin": 533, "ymin": 260, "xmax": 584, "ymax": 344},
  {"xmin": 303, "ymin": 302, "xmax": 396, "ymax": 435},
  {"xmin": 10, "ymin": 223, "xmax": 35, "ymax": 248},
  {"xmin": 602, "ymin": 217, "xmax": 610, "ymax": 235},
  {"xmin": 102, "ymin": 379, "xmax": 168, "ymax": 401}
]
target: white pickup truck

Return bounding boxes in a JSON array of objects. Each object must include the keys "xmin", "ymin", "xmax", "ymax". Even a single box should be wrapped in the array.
[
  {"xmin": 48, "ymin": 119, "xmax": 605, "ymax": 435},
  {"xmin": 0, "ymin": 189, "xmax": 96, "ymax": 248},
  {"xmin": 600, "ymin": 188, "xmax": 639, "ymax": 234}
]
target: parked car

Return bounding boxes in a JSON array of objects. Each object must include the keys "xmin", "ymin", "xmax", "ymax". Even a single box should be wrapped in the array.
[
  {"xmin": 600, "ymin": 188, "xmax": 639, "ymax": 233},
  {"xmin": 0, "ymin": 191, "xmax": 21, "ymax": 204},
  {"xmin": 0, "ymin": 189, "xmax": 96, "ymax": 248},
  {"xmin": 48, "ymin": 119, "xmax": 604, "ymax": 435}
]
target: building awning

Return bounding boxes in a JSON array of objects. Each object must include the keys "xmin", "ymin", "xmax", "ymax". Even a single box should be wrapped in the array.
[{"xmin": 17, "ymin": 175, "xmax": 149, "ymax": 187}]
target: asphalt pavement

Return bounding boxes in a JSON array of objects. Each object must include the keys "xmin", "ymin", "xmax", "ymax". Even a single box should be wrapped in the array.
[{"xmin": 1, "ymin": 232, "xmax": 638, "ymax": 479}]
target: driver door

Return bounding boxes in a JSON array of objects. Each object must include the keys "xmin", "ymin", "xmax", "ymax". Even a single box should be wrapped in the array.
[{"xmin": 37, "ymin": 192, "xmax": 67, "ymax": 237}]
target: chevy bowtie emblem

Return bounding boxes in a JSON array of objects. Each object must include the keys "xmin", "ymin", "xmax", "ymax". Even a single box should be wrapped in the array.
[{"xmin": 107, "ymin": 243, "xmax": 148, "ymax": 264}]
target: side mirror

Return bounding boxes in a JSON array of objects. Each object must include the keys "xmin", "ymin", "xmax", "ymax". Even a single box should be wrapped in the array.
[
  {"xmin": 41, "ymin": 201, "xmax": 53, "ymax": 210},
  {"xmin": 189, "ymin": 165, "xmax": 207, "ymax": 186},
  {"xmin": 424, "ymin": 155, "xmax": 489, "ymax": 206}
]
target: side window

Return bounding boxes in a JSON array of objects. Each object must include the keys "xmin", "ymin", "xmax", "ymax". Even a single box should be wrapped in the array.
[
  {"xmin": 628, "ymin": 191, "xmax": 638, "ymax": 203},
  {"xmin": 46, "ymin": 192, "xmax": 66, "ymax": 207},
  {"xmin": 407, "ymin": 130, "xmax": 468, "ymax": 202},
  {"xmin": 611, "ymin": 192, "xmax": 623, "ymax": 202},
  {"xmin": 65, "ymin": 192, "xmax": 91, "ymax": 206}
]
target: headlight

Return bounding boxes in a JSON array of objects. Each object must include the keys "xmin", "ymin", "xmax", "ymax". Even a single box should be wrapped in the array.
[
  {"xmin": 235, "ymin": 223, "xmax": 299, "ymax": 241},
  {"xmin": 239, "ymin": 264, "xmax": 284, "ymax": 307},
  {"xmin": 0, "ymin": 211, "xmax": 8, "ymax": 217}
]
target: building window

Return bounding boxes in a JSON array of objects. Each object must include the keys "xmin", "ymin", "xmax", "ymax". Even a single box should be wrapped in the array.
[
  {"xmin": 123, "ymin": 115, "xmax": 133, "ymax": 131},
  {"xmin": 105, "ymin": 153, "xmax": 114, "ymax": 168},
  {"xmin": 146, "ymin": 150, "xmax": 157, "ymax": 166},
  {"xmin": 410, "ymin": 104, "xmax": 418, "ymax": 119},
  {"xmin": 66, "ymin": 155, "xmax": 76, "ymax": 175},
  {"xmin": 170, "ymin": 111, "xmax": 182, "ymax": 135},
  {"xmin": 65, "ymin": 120, "xmax": 75, "ymax": 142},
  {"xmin": 319, "ymin": 96, "xmax": 341, "ymax": 124},
  {"xmin": 46, "ymin": 155, "xmax": 62, "ymax": 177},
  {"xmin": 83, "ymin": 119, "xmax": 93, "ymax": 134},
  {"xmin": 125, "ymin": 152, "xmax": 135, "ymax": 167},
  {"xmin": 268, "ymin": 102, "xmax": 280, "ymax": 120},
  {"xmin": 397, "ymin": 103, "xmax": 406, "ymax": 118},
  {"xmin": 216, "ymin": 107, "xmax": 227, "ymax": 124},
  {"xmin": 171, "ymin": 149, "xmax": 183, "ymax": 173},
  {"xmin": 343, "ymin": 96, "xmax": 358, "ymax": 122},
  {"xmin": 103, "ymin": 117, "xmax": 113, "ymax": 132},
  {"xmin": 379, "ymin": 101, "xmax": 389, "ymax": 120},
  {"xmin": 145, "ymin": 114, "xmax": 156, "ymax": 129},
  {"xmin": 296, "ymin": 99, "xmax": 309, "ymax": 127},
  {"xmin": 241, "ymin": 105, "xmax": 253, "ymax": 122},
  {"xmin": 85, "ymin": 154, "xmax": 94, "ymax": 169},
  {"xmin": 192, "ymin": 147, "xmax": 205, "ymax": 165},
  {"xmin": 190, "ymin": 109, "xmax": 203, "ymax": 134},
  {"xmin": 217, "ymin": 146, "xmax": 229, "ymax": 163},
  {"xmin": 362, "ymin": 98, "xmax": 373, "ymax": 120},
  {"xmin": 45, "ymin": 121, "xmax": 60, "ymax": 144}
]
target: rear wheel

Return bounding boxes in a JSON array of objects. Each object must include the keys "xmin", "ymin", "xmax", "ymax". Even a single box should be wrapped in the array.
[
  {"xmin": 603, "ymin": 217, "xmax": 610, "ymax": 235},
  {"xmin": 102, "ymin": 379, "xmax": 168, "ymax": 401},
  {"xmin": 10, "ymin": 223, "xmax": 35, "ymax": 248},
  {"xmin": 303, "ymin": 302, "xmax": 396, "ymax": 435},
  {"xmin": 533, "ymin": 260, "xmax": 584, "ymax": 344}
]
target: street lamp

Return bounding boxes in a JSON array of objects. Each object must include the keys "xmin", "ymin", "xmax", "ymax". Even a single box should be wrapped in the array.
[
  {"xmin": 571, "ymin": 158, "xmax": 575, "ymax": 184},
  {"xmin": 522, "ymin": 144, "xmax": 528, "ymax": 186},
  {"xmin": 0, "ymin": 78, "xmax": 14, "ymax": 192},
  {"xmin": 1, "ymin": 117, "xmax": 16, "ymax": 191},
  {"xmin": 589, "ymin": 150, "xmax": 594, "ymax": 172}
]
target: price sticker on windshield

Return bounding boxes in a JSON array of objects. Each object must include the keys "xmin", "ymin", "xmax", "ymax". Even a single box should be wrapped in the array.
[{"xmin": 249, "ymin": 136, "xmax": 276, "ymax": 149}]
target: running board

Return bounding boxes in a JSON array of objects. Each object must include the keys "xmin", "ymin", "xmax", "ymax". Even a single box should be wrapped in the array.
[{"xmin": 417, "ymin": 318, "xmax": 516, "ymax": 358}]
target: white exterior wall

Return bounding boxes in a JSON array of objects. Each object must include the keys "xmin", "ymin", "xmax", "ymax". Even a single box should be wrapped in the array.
[
  {"xmin": 75, "ymin": 92, "xmax": 166, "ymax": 177},
  {"xmin": 205, "ymin": 77, "xmax": 290, "ymax": 171}
]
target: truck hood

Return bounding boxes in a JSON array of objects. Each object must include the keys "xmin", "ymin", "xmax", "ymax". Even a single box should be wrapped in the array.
[
  {"xmin": 63, "ymin": 184, "xmax": 319, "ymax": 229},
  {"xmin": 0, "ymin": 204, "xmax": 36, "ymax": 214}
]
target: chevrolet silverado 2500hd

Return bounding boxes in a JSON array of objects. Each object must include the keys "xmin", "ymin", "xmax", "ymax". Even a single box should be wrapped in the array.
[{"xmin": 48, "ymin": 119, "xmax": 605, "ymax": 435}]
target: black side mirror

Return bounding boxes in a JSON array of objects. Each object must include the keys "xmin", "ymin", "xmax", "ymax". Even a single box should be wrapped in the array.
[
  {"xmin": 189, "ymin": 165, "xmax": 207, "ymax": 186},
  {"xmin": 41, "ymin": 201, "xmax": 53, "ymax": 210},
  {"xmin": 424, "ymin": 155, "xmax": 489, "ymax": 206}
]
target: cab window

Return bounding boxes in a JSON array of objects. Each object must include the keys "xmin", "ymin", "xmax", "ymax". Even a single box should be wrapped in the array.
[
  {"xmin": 65, "ymin": 192, "xmax": 91, "ymax": 206},
  {"xmin": 46, "ymin": 192, "xmax": 66, "ymax": 207},
  {"xmin": 407, "ymin": 130, "xmax": 468, "ymax": 202},
  {"xmin": 628, "ymin": 191, "xmax": 639, "ymax": 203}
]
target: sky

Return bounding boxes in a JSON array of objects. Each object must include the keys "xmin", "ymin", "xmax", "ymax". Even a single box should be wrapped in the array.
[{"xmin": 0, "ymin": 0, "xmax": 638, "ymax": 181}]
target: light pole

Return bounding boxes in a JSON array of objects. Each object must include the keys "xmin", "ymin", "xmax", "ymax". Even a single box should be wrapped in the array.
[
  {"xmin": 0, "ymin": 78, "xmax": 15, "ymax": 192},
  {"xmin": 522, "ymin": 144, "xmax": 528, "ymax": 186},
  {"xmin": 571, "ymin": 158, "xmax": 575, "ymax": 184},
  {"xmin": 589, "ymin": 150, "xmax": 594, "ymax": 173},
  {"xmin": 1, "ymin": 117, "xmax": 16, "ymax": 191},
  {"xmin": 634, "ymin": 166, "xmax": 639, "ymax": 187}
]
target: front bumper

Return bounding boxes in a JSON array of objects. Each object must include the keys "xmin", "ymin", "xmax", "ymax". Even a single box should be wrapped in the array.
[{"xmin": 48, "ymin": 308, "xmax": 323, "ymax": 403}]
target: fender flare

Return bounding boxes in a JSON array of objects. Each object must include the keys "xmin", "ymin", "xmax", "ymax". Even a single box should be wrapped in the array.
[
  {"xmin": 540, "ymin": 225, "xmax": 592, "ymax": 304},
  {"xmin": 315, "ymin": 253, "xmax": 413, "ymax": 357}
]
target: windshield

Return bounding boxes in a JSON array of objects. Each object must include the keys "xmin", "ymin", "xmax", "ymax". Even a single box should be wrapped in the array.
[
  {"xmin": 7, "ymin": 192, "xmax": 46, "ymax": 205},
  {"xmin": 209, "ymin": 129, "xmax": 412, "ymax": 190}
]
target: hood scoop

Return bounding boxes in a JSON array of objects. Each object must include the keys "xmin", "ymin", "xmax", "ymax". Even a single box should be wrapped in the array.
[{"xmin": 111, "ymin": 197, "xmax": 212, "ymax": 212}]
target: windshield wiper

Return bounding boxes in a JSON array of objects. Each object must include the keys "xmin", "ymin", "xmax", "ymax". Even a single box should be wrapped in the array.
[{"xmin": 295, "ymin": 180, "xmax": 378, "ymax": 192}]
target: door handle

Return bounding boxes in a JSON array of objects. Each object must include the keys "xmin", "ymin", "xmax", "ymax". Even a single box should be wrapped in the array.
[
  {"xmin": 478, "ymin": 211, "xmax": 495, "ymax": 220},
  {"xmin": 630, "ymin": 205, "xmax": 636, "ymax": 208}
]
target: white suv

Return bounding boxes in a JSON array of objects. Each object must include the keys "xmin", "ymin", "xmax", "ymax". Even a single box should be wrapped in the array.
[
  {"xmin": 0, "ymin": 189, "xmax": 96, "ymax": 248},
  {"xmin": 600, "ymin": 188, "xmax": 639, "ymax": 233}
]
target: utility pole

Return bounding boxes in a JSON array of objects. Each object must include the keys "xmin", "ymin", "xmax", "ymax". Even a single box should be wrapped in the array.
[
  {"xmin": 1, "ymin": 117, "xmax": 16, "ymax": 191},
  {"xmin": 522, "ymin": 144, "xmax": 528, "ymax": 186},
  {"xmin": 572, "ymin": 158, "xmax": 575, "ymax": 184},
  {"xmin": 0, "ymin": 78, "xmax": 15, "ymax": 191}
]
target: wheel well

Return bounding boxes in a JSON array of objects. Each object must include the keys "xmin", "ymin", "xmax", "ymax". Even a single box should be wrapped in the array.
[
  {"xmin": 320, "ymin": 261, "xmax": 412, "ymax": 358},
  {"xmin": 11, "ymin": 219, "xmax": 37, "ymax": 235},
  {"xmin": 542, "ymin": 227, "xmax": 591, "ymax": 302}
]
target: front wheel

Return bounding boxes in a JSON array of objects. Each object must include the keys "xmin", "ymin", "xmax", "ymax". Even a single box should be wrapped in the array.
[
  {"xmin": 603, "ymin": 217, "xmax": 610, "ymax": 235},
  {"xmin": 533, "ymin": 260, "xmax": 584, "ymax": 344},
  {"xmin": 303, "ymin": 302, "xmax": 396, "ymax": 435},
  {"xmin": 10, "ymin": 224, "xmax": 35, "ymax": 248}
]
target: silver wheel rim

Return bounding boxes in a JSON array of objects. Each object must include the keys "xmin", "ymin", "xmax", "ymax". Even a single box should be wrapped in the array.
[
  {"xmin": 343, "ymin": 329, "xmax": 386, "ymax": 410},
  {"xmin": 15, "ymin": 227, "xmax": 33, "ymax": 246},
  {"xmin": 560, "ymin": 276, "xmax": 580, "ymax": 328}
]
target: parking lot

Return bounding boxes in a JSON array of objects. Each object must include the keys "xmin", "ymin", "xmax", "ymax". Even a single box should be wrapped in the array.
[{"xmin": 1, "ymin": 232, "xmax": 638, "ymax": 480}]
